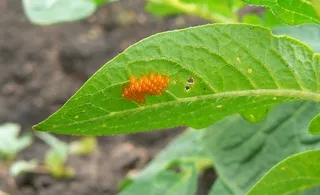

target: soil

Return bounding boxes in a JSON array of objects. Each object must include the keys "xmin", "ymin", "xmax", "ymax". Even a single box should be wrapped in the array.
[{"xmin": 0, "ymin": 0, "xmax": 215, "ymax": 194}]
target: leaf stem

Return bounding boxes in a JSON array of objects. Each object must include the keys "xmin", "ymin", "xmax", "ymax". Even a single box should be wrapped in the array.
[{"xmin": 149, "ymin": 0, "xmax": 234, "ymax": 23}]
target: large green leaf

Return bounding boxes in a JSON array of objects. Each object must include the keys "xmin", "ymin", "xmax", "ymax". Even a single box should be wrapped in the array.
[
  {"xmin": 33, "ymin": 24, "xmax": 320, "ymax": 135},
  {"xmin": 119, "ymin": 129, "xmax": 212, "ymax": 195},
  {"xmin": 247, "ymin": 150, "xmax": 320, "ymax": 195},
  {"xmin": 203, "ymin": 102, "xmax": 320, "ymax": 194},
  {"xmin": 120, "ymin": 102, "xmax": 320, "ymax": 195},
  {"xmin": 243, "ymin": 0, "xmax": 320, "ymax": 25},
  {"xmin": 22, "ymin": 0, "xmax": 115, "ymax": 25}
]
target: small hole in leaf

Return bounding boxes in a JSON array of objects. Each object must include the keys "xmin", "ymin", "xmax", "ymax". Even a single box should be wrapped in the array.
[
  {"xmin": 169, "ymin": 165, "xmax": 181, "ymax": 173},
  {"xmin": 187, "ymin": 77, "xmax": 195, "ymax": 84},
  {"xmin": 185, "ymin": 85, "xmax": 191, "ymax": 91}
]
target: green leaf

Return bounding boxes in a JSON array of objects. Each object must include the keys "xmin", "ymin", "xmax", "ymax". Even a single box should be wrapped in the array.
[
  {"xmin": 262, "ymin": 9, "xmax": 285, "ymax": 28},
  {"xmin": 247, "ymin": 150, "xmax": 320, "ymax": 195},
  {"xmin": 242, "ymin": 14, "xmax": 262, "ymax": 25},
  {"xmin": 9, "ymin": 160, "xmax": 38, "ymax": 177},
  {"xmin": 274, "ymin": 24, "xmax": 320, "ymax": 135},
  {"xmin": 208, "ymin": 179, "xmax": 233, "ymax": 195},
  {"xmin": 93, "ymin": 0, "xmax": 117, "ymax": 6},
  {"xmin": 243, "ymin": 0, "xmax": 320, "ymax": 25},
  {"xmin": 37, "ymin": 132, "xmax": 74, "ymax": 178},
  {"xmin": 313, "ymin": 0, "xmax": 320, "ymax": 18},
  {"xmin": 180, "ymin": 0, "xmax": 244, "ymax": 19},
  {"xmin": 273, "ymin": 24, "xmax": 320, "ymax": 134},
  {"xmin": 202, "ymin": 102, "xmax": 320, "ymax": 194},
  {"xmin": 22, "ymin": 0, "xmax": 114, "ymax": 25},
  {"xmin": 69, "ymin": 137, "xmax": 97, "ymax": 155},
  {"xmin": 145, "ymin": 0, "xmax": 240, "ymax": 22},
  {"xmin": 145, "ymin": 1, "xmax": 182, "ymax": 16},
  {"xmin": 120, "ymin": 162, "xmax": 198, "ymax": 195},
  {"xmin": 33, "ymin": 24, "xmax": 320, "ymax": 136},
  {"xmin": 273, "ymin": 24, "xmax": 320, "ymax": 53},
  {"xmin": 309, "ymin": 114, "xmax": 320, "ymax": 134},
  {"xmin": 0, "ymin": 123, "xmax": 32, "ymax": 160},
  {"xmin": 119, "ymin": 129, "xmax": 212, "ymax": 195}
]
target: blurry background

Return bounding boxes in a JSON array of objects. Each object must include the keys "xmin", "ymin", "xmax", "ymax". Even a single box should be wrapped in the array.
[{"xmin": 0, "ymin": 0, "xmax": 209, "ymax": 194}]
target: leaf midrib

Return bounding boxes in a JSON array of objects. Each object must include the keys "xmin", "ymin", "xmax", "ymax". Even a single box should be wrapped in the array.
[{"xmin": 37, "ymin": 89, "xmax": 320, "ymax": 129}]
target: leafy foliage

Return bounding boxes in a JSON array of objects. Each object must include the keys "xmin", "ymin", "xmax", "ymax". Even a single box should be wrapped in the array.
[
  {"xmin": 120, "ymin": 102, "xmax": 320, "ymax": 195},
  {"xmin": 146, "ymin": 0, "xmax": 243, "ymax": 22},
  {"xmin": 243, "ymin": 0, "xmax": 320, "ymax": 25},
  {"xmin": 273, "ymin": 24, "xmax": 320, "ymax": 53},
  {"xmin": 247, "ymin": 150, "xmax": 320, "ymax": 195},
  {"xmin": 22, "ymin": 0, "xmax": 115, "ymax": 25},
  {"xmin": 204, "ymin": 102, "xmax": 320, "ymax": 194},
  {"xmin": 9, "ymin": 160, "xmax": 38, "ymax": 177},
  {"xmin": 0, "ymin": 123, "xmax": 32, "ymax": 161},
  {"xmin": 37, "ymin": 132, "xmax": 74, "ymax": 178},
  {"xmin": 119, "ymin": 129, "xmax": 212, "ymax": 194},
  {"xmin": 69, "ymin": 137, "xmax": 97, "ymax": 156},
  {"xmin": 24, "ymin": 0, "xmax": 320, "ymax": 193},
  {"xmin": 145, "ymin": 0, "xmax": 290, "ymax": 27},
  {"xmin": 314, "ymin": 0, "xmax": 320, "ymax": 18},
  {"xmin": 34, "ymin": 24, "xmax": 320, "ymax": 136}
]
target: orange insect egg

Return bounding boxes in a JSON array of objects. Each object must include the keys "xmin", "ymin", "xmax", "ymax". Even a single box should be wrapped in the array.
[{"xmin": 122, "ymin": 73, "xmax": 170, "ymax": 104}]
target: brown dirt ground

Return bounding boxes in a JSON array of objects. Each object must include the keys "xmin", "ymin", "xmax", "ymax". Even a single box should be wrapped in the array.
[{"xmin": 0, "ymin": 0, "xmax": 216, "ymax": 194}]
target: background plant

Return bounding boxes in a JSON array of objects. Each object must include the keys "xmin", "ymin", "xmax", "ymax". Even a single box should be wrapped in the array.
[
  {"xmin": 0, "ymin": 123, "xmax": 32, "ymax": 162},
  {"xmin": 0, "ymin": 122, "xmax": 96, "ymax": 179},
  {"xmin": 22, "ymin": 0, "xmax": 116, "ymax": 25},
  {"xmin": 20, "ymin": 0, "xmax": 320, "ymax": 194}
]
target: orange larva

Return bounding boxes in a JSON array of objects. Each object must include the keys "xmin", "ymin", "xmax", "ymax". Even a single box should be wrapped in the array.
[{"xmin": 122, "ymin": 73, "xmax": 170, "ymax": 104}]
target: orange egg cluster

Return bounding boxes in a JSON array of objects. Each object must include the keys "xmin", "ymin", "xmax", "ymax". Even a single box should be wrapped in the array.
[{"xmin": 122, "ymin": 73, "xmax": 170, "ymax": 104}]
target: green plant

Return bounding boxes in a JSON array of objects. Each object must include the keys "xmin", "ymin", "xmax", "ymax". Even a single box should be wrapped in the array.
[
  {"xmin": 22, "ymin": 0, "xmax": 116, "ymax": 25},
  {"xmin": 0, "ymin": 123, "xmax": 32, "ymax": 162},
  {"xmin": 36, "ymin": 132, "xmax": 75, "ymax": 178},
  {"xmin": 5, "ymin": 133, "xmax": 96, "ymax": 179},
  {"xmin": 247, "ymin": 150, "xmax": 320, "ymax": 195},
  {"xmin": 119, "ymin": 101, "xmax": 320, "ymax": 194},
  {"xmin": 31, "ymin": 0, "xmax": 320, "ymax": 194},
  {"xmin": 69, "ymin": 136, "xmax": 97, "ymax": 156},
  {"xmin": 35, "ymin": 133, "xmax": 96, "ymax": 178},
  {"xmin": 9, "ymin": 160, "xmax": 38, "ymax": 177}
]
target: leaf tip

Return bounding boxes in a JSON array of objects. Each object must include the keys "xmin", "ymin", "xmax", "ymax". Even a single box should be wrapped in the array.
[{"xmin": 32, "ymin": 122, "xmax": 45, "ymax": 132}]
